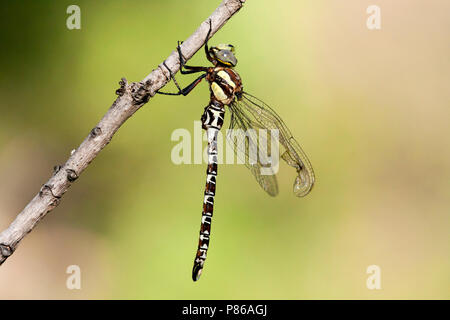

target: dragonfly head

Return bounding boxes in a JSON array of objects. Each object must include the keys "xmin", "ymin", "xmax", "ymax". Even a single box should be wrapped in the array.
[{"xmin": 210, "ymin": 44, "xmax": 237, "ymax": 67}]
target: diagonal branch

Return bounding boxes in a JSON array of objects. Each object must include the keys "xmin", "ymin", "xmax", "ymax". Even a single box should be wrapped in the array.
[{"xmin": 0, "ymin": 0, "xmax": 245, "ymax": 266}]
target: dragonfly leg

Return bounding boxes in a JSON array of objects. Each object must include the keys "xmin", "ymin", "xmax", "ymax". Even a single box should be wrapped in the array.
[
  {"xmin": 161, "ymin": 61, "xmax": 183, "ymax": 92},
  {"xmin": 156, "ymin": 73, "xmax": 206, "ymax": 96},
  {"xmin": 176, "ymin": 20, "xmax": 213, "ymax": 66},
  {"xmin": 204, "ymin": 19, "xmax": 214, "ymax": 63},
  {"xmin": 156, "ymin": 28, "xmax": 210, "ymax": 96},
  {"xmin": 182, "ymin": 65, "xmax": 208, "ymax": 74},
  {"xmin": 177, "ymin": 41, "xmax": 209, "ymax": 75}
]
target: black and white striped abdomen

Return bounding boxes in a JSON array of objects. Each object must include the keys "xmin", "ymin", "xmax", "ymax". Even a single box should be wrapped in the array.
[
  {"xmin": 201, "ymin": 102, "xmax": 225, "ymax": 130},
  {"xmin": 192, "ymin": 103, "xmax": 225, "ymax": 281}
]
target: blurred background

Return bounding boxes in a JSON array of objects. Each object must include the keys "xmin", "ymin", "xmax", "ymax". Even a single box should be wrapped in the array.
[{"xmin": 0, "ymin": 0, "xmax": 449, "ymax": 299}]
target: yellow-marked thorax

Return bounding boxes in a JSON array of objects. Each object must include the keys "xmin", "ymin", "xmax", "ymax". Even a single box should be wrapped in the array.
[{"xmin": 209, "ymin": 67, "xmax": 242, "ymax": 105}]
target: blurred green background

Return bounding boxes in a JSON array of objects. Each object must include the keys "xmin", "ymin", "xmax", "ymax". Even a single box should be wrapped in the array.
[{"xmin": 0, "ymin": 0, "xmax": 449, "ymax": 299}]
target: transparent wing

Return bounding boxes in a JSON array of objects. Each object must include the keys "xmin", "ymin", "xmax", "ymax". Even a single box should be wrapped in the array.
[
  {"xmin": 227, "ymin": 92, "xmax": 315, "ymax": 197},
  {"xmin": 227, "ymin": 102, "xmax": 279, "ymax": 197}
]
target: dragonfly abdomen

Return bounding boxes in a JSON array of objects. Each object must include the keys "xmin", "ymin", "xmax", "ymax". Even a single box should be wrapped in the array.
[{"xmin": 193, "ymin": 102, "xmax": 225, "ymax": 281}]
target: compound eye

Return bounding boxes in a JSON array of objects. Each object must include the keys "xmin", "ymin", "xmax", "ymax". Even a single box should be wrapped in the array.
[
  {"xmin": 216, "ymin": 50, "xmax": 237, "ymax": 66},
  {"xmin": 218, "ymin": 50, "xmax": 231, "ymax": 59}
]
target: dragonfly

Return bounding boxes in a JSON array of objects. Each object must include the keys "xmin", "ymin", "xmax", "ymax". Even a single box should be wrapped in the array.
[{"xmin": 157, "ymin": 20, "xmax": 315, "ymax": 281}]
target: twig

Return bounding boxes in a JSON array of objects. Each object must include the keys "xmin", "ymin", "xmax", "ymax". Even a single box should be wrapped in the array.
[{"xmin": 0, "ymin": 0, "xmax": 245, "ymax": 266}]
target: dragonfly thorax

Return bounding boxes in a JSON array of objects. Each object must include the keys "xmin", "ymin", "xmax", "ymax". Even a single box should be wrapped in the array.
[{"xmin": 207, "ymin": 67, "xmax": 243, "ymax": 106}]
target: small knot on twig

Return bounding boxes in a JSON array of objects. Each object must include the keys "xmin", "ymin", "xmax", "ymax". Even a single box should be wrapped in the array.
[
  {"xmin": 39, "ymin": 184, "xmax": 52, "ymax": 197},
  {"xmin": 90, "ymin": 126, "xmax": 102, "ymax": 138},
  {"xmin": 145, "ymin": 79, "xmax": 156, "ymax": 97},
  {"xmin": 0, "ymin": 243, "xmax": 14, "ymax": 258},
  {"xmin": 66, "ymin": 169, "xmax": 78, "ymax": 182},
  {"xmin": 39, "ymin": 184, "xmax": 61, "ymax": 199},
  {"xmin": 115, "ymin": 77, "xmax": 128, "ymax": 96},
  {"xmin": 130, "ymin": 80, "xmax": 153, "ymax": 104},
  {"xmin": 53, "ymin": 165, "xmax": 62, "ymax": 176}
]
